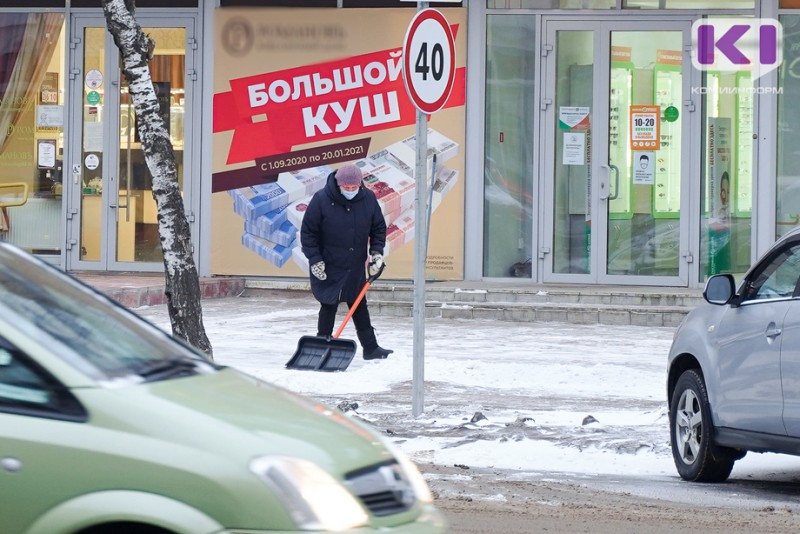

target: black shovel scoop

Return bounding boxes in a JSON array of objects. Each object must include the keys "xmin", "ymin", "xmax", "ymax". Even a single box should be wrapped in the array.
[{"xmin": 286, "ymin": 263, "xmax": 385, "ymax": 372}]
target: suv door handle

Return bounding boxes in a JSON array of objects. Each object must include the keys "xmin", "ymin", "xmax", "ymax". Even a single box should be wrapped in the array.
[{"xmin": 765, "ymin": 325, "xmax": 782, "ymax": 339}]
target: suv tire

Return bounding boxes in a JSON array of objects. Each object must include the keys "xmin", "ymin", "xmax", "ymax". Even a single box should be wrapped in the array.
[{"xmin": 670, "ymin": 369, "xmax": 737, "ymax": 482}]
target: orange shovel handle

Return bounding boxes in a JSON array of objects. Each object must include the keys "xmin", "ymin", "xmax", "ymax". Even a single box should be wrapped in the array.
[
  {"xmin": 332, "ymin": 262, "xmax": 385, "ymax": 339},
  {"xmin": 334, "ymin": 281, "xmax": 372, "ymax": 339}
]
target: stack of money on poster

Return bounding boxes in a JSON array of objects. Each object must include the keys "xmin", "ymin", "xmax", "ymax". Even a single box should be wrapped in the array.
[{"xmin": 229, "ymin": 129, "xmax": 459, "ymax": 270}]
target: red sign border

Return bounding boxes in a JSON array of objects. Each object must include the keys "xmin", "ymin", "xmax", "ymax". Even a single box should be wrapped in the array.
[{"xmin": 402, "ymin": 9, "xmax": 456, "ymax": 115}]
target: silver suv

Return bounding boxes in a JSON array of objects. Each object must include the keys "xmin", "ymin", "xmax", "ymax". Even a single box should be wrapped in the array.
[{"xmin": 668, "ymin": 227, "xmax": 800, "ymax": 482}]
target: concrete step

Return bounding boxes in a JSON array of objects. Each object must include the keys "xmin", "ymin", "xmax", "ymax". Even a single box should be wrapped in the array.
[
  {"xmin": 76, "ymin": 273, "xmax": 246, "ymax": 308},
  {"xmin": 371, "ymin": 299, "xmax": 689, "ymax": 327},
  {"xmin": 366, "ymin": 284, "xmax": 704, "ymax": 308},
  {"xmin": 244, "ymin": 279, "xmax": 704, "ymax": 327}
]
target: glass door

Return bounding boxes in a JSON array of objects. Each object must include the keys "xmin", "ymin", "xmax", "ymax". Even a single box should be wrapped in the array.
[
  {"xmin": 67, "ymin": 16, "xmax": 196, "ymax": 271},
  {"xmin": 541, "ymin": 20, "xmax": 693, "ymax": 286}
]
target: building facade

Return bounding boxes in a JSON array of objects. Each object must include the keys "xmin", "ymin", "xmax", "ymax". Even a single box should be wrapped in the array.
[{"xmin": 0, "ymin": 0, "xmax": 797, "ymax": 289}]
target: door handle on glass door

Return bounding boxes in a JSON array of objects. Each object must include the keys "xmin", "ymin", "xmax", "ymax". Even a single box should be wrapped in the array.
[
  {"xmin": 608, "ymin": 164, "xmax": 620, "ymax": 201},
  {"xmin": 599, "ymin": 164, "xmax": 610, "ymax": 200}
]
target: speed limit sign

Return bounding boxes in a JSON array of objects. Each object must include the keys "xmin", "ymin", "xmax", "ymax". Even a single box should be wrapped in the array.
[{"xmin": 402, "ymin": 9, "xmax": 456, "ymax": 115}]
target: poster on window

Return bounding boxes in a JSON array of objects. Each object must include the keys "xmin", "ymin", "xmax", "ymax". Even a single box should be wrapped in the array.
[
  {"xmin": 562, "ymin": 132, "xmax": 586, "ymax": 165},
  {"xmin": 708, "ymin": 118, "xmax": 732, "ymax": 224},
  {"xmin": 629, "ymin": 105, "xmax": 660, "ymax": 150},
  {"xmin": 707, "ymin": 117, "xmax": 732, "ymax": 274},
  {"xmin": 212, "ymin": 8, "xmax": 467, "ymax": 280}
]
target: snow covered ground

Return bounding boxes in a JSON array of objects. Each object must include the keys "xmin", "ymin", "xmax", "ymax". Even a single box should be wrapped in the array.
[{"xmin": 136, "ymin": 292, "xmax": 800, "ymax": 482}]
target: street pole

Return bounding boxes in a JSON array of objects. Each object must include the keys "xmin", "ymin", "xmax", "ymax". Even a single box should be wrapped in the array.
[{"xmin": 412, "ymin": 0, "xmax": 429, "ymax": 418}]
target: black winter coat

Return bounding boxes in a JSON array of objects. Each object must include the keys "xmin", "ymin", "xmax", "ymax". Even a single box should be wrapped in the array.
[{"xmin": 301, "ymin": 172, "xmax": 386, "ymax": 305}]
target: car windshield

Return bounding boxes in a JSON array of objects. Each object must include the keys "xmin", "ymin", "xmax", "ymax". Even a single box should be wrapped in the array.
[{"xmin": 0, "ymin": 244, "xmax": 215, "ymax": 384}]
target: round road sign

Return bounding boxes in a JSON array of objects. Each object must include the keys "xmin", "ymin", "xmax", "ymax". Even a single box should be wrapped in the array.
[{"xmin": 402, "ymin": 9, "xmax": 456, "ymax": 115}]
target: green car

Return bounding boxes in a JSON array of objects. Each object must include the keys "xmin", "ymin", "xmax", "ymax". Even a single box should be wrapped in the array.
[{"xmin": 0, "ymin": 242, "xmax": 447, "ymax": 534}]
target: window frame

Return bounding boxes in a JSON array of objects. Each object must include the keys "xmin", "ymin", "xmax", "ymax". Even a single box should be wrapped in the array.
[
  {"xmin": 0, "ymin": 338, "xmax": 88, "ymax": 423},
  {"xmin": 739, "ymin": 239, "xmax": 800, "ymax": 304}
]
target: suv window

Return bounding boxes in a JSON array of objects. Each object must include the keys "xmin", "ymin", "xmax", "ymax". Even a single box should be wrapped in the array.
[
  {"xmin": 743, "ymin": 242, "xmax": 800, "ymax": 302},
  {"xmin": 0, "ymin": 338, "xmax": 87, "ymax": 421}
]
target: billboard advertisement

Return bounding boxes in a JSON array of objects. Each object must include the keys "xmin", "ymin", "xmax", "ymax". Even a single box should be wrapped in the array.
[{"xmin": 212, "ymin": 8, "xmax": 467, "ymax": 280}]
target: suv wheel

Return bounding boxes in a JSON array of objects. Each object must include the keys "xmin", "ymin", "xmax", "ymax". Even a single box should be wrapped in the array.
[{"xmin": 670, "ymin": 369, "xmax": 736, "ymax": 482}]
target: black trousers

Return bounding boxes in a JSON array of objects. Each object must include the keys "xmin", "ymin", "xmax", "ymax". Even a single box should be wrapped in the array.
[{"xmin": 317, "ymin": 296, "xmax": 373, "ymax": 337}]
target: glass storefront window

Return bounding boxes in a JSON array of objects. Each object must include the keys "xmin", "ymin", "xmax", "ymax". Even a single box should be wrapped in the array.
[
  {"xmin": 487, "ymin": 1, "xmax": 614, "ymax": 8},
  {"xmin": 80, "ymin": 27, "xmax": 105, "ymax": 262},
  {"xmin": 624, "ymin": 0, "xmax": 753, "ymax": 8},
  {"xmin": 606, "ymin": 31, "xmax": 684, "ymax": 278},
  {"xmin": 0, "ymin": 14, "xmax": 65, "ymax": 261},
  {"xmin": 118, "ymin": 28, "xmax": 186, "ymax": 263},
  {"xmin": 551, "ymin": 30, "xmax": 593, "ymax": 275},
  {"xmin": 777, "ymin": 15, "xmax": 800, "ymax": 240},
  {"xmin": 699, "ymin": 68, "xmax": 753, "ymax": 280},
  {"xmin": 487, "ymin": 0, "xmax": 752, "ymax": 8},
  {"xmin": 483, "ymin": 15, "xmax": 536, "ymax": 277}
]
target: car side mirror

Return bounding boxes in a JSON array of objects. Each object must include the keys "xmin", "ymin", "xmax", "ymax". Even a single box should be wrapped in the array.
[{"xmin": 704, "ymin": 274, "xmax": 736, "ymax": 305}]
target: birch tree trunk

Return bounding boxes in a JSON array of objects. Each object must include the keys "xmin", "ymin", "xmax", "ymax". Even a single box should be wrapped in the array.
[{"xmin": 102, "ymin": 0, "xmax": 213, "ymax": 358}]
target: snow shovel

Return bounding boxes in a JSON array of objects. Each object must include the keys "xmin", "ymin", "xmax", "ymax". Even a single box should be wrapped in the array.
[{"xmin": 286, "ymin": 262, "xmax": 385, "ymax": 372}]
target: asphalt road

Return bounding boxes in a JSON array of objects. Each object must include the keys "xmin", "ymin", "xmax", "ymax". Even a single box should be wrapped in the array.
[{"xmin": 425, "ymin": 463, "xmax": 800, "ymax": 533}]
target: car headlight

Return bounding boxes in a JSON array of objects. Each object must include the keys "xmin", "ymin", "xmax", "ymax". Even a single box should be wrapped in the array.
[
  {"xmin": 381, "ymin": 439, "xmax": 434, "ymax": 504},
  {"xmin": 250, "ymin": 456, "xmax": 369, "ymax": 531}
]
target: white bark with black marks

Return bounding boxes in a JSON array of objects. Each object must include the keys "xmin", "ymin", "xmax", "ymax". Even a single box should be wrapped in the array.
[{"xmin": 102, "ymin": 0, "xmax": 212, "ymax": 358}]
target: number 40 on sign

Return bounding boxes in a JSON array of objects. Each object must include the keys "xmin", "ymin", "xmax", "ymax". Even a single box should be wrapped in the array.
[{"xmin": 402, "ymin": 9, "xmax": 456, "ymax": 115}]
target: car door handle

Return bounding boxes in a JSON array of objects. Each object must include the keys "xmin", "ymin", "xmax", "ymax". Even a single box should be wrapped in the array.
[
  {"xmin": 1, "ymin": 457, "xmax": 22, "ymax": 472},
  {"xmin": 765, "ymin": 326, "xmax": 782, "ymax": 338}
]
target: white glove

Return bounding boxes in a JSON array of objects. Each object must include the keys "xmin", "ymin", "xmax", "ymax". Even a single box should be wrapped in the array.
[
  {"xmin": 368, "ymin": 253, "xmax": 384, "ymax": 277},
  {"xmin": 310, "ymin": 261, "xmax": 327, "ymax": 280}
]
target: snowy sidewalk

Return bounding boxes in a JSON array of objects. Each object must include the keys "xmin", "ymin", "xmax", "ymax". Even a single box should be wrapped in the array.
[
  {"xmin": 136, "ymin": 292, "xmax": 678, "ymax": 474},
  {"xmin": 135, "ymin": 292, "xmax": 800, "ymax": 481}
]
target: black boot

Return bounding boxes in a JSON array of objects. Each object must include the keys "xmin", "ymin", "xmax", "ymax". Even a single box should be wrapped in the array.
[
  {"xmin": 364, "ymin": 346, "xmax": 393, "ymax": 360},
  {"xmin": 357, "ymin": 328, "xmax": 393, "ymax": 360}
]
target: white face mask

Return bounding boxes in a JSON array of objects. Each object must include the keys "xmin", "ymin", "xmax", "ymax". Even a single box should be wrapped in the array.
[{"xmin": 340, "ymin": 187, "xmax": 358, "ymax": 200}]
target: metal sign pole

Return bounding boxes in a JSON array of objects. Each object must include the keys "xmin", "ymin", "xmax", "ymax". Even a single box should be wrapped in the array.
[
  {"xmin": 412, "ymin": 111, "xmax": 427, "ymax": 418},
  {"xmin": 412, "ymin": 0, "xmax": 429, "ymax": 418},
  {"xmin": 404, "ymin": 2, "xmax": 453, "ymax": 418}
]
